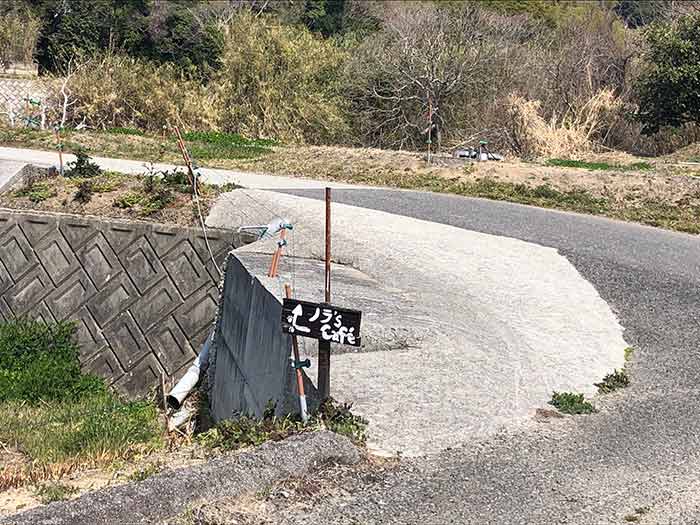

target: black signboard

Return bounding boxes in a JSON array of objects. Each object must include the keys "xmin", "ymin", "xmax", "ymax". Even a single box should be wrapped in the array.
[{"xmin": 281, "ymin": 298, "xmax": 362, "ymax": 347}]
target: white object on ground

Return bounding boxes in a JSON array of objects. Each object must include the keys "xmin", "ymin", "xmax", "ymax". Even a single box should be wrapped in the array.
[{"xmin": 167, "ymin": 334, "xmax": 211, "ymax": 410}]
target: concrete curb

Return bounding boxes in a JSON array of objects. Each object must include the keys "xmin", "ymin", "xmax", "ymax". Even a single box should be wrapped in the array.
[
  {"xmin": 0, "ymin": 161, "xmax": 27, "ymax": 192},
  {"xmin": 0, "ymin": 431, "xmax": 361, "ymax": 525}
]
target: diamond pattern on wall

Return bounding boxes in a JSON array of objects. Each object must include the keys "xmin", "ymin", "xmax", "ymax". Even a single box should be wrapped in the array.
[{"xmin": 0, "ymin": 208, "xmax": 234, "ymax": 397}]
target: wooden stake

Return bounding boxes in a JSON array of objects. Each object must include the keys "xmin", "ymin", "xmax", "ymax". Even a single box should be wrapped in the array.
[
  {"xmin": 174, "ymin": 126, "xmax": 198, "ymax": 192},
  {"xmin": 54, "ymin": 128, "xmax": 63, "ymax": 176}
]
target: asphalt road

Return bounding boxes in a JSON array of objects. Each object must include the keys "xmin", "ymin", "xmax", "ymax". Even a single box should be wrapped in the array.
[
  {"xmin": 276, "ymin": 188, "xmax": 700, "ymax": 524},
  {"xmin": 3, "ymin": 148, "xmax": 700, "ymax": 522}
]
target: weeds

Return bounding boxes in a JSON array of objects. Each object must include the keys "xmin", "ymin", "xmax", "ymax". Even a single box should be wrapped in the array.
[
  {"xmin": 0, "ymin": 319, "xmax": 103, "ymax": 403},
  {"xmin": 595, "ymin": 369, "xmax": 630, "ymax": 394},
  {"xmin": 197, "ymin": 399, "xmax": 368, "ymax": 451},
  {"xmin": 33, "ymin": 482, "xmax": 78, "ymax": 504},
  {"xmin": 128, "ymin": 462, "xmax": 162, "ymax": 482},
  {"xmin": 624, "ymin": 347, "xmax": 634, "ymax": 361},
  {"xmin": 184, "ymin": 131, "xmax": 275, "ymax": 160},
  {"xmin": 13, "ymin": 182, "xmax": 56, "ymax": 203},
  {"xmin": 113, "ymin": 192, "xmax": 143, "ymax": 209},
  {"xmin": 106, "ymin": 127, "xmax": 145, "ymax": 136},
  {"xmin": 549, "ymin": 392, "xmax": 596, "ymax": 415},
  {"xmin": 454, "ymin": 178, "xmax": 608, "ymax": 215},
  {"xmin": 73, "ymin": 180, "xmax": 93, "ymax": 203}
]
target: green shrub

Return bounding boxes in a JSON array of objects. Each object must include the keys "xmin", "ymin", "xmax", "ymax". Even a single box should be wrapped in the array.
[
  {"xmin": 65, "ymin": 150, "xmax": 102, "ymax": 179},
  {"xmin": 139, "ymin": 188, "xmax": 175, "ymax": 216},
  {"xmin": 0, "ymin": 319, "xmax": 104, "ymax": 403},
  {"xmin": 73, "ymin": 180, "xmax": 93, "ymax": 203},
  {"xmin": 595, "ymin": 369, "xmax": 630, "ymax": 393},
  {"xmin": 549, "ymin": 392, "xmax": 596, "ymax": 415}
]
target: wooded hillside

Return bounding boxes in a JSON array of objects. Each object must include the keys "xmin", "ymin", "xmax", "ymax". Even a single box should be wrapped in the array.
[{"xmin": 1, "ymin": 0, "xmax": 699, "ymax": 158}]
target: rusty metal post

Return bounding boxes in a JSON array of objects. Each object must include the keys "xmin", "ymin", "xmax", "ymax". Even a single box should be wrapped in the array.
[
  {"xmin": 318, "ymin": 187, "xmax": 332, "ymax": 400},
  {"xmin": 285, "ymin": 284, "xmax": 309, "ymax": 423}
]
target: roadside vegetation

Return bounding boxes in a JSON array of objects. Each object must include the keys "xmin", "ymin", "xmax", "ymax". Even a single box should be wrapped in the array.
[
  {"xmin": 0, "ymin": 151, "xmax": 231, "ymax": 226},
  {"xmin": 549, "ymin": 392, "xmax": 596, "ymax": 415},
  {"xmin": 0, "ymin": 319, "xmax": 163, "ymax": 490},
  {"xmin": 1, "ymin": 2, "xmax": 700, "ymax": 232},
  {"xmin": 197, "ymin": 400, "xmax": 368, "ymax": 451}
]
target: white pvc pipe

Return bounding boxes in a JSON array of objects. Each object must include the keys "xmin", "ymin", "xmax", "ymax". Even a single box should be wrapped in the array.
[{"xmin": 167, "ymin": 333, "xmax": 211, "ymax": 410}]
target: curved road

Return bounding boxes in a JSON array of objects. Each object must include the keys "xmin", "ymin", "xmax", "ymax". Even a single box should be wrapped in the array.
[
  {"xmin": 277, "ymin": 187, "xmax": 700, "ymax": 524},
  {"xmin": 3, "ymin": 148, "xmax": 700, "ymax": 522}
]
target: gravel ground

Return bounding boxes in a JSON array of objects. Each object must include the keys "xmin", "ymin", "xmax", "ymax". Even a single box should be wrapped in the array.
[{"xmin": 265, "ymin": 188, "xmax": 700, "ymax": 524}]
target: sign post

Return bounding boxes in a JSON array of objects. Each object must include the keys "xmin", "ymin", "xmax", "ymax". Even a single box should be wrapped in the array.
[{"xmin": 318, "ymin": 188, "xmax": 332, "ymax": 400}]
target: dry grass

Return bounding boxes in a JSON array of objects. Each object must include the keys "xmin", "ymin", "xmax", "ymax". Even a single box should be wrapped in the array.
[
  {"xmin": 505, "ymin": 89, "xmax": 621, "ymax": 159},
  {"xmin": 2, "ymin": 127, "xmax": 700, "ymax": 234}
]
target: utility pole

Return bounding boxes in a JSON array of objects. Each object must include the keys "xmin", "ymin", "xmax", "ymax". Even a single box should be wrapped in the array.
[{"xmin": 318, "ymin": 187, "xmax": 332, "ymax": 400}]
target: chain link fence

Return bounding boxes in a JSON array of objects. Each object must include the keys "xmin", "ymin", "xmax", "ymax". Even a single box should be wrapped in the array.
[{"xmin": 0, "ymin": 76, "xmax": 47, "ymax": 128}]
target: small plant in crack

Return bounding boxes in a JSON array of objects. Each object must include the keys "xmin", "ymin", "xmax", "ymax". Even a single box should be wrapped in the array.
[
  {"xmin": 595, "ymin": 369, "xmax": 630, "ymax": 394},
  {"xmin": 73, "ymin": 180, "xmax": 94, "ymax": 203},
  {"xmin": 549, "ymin": 392, "xmax": 595, "ymax": 415}
]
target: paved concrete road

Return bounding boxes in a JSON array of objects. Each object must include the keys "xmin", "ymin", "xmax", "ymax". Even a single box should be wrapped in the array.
[
  {"xmin": 0, "ymin": 146, "xmax": 360, "ymax": 190},
  {"xmin": 273, "ymin": 188, "xmax": 700, "ymax": 524},
  {"xmin": 209, "ymin": 190, "xmax": 626, "ymax": 456}
]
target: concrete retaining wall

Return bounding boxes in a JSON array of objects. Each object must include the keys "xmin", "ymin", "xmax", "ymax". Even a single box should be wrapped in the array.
[
  {"xmin": 0, "ymin": 207, "xmax": 237, "ymax": 397},
  {"xmin": 209, "ymin": 255, "xmax": 317, "ymax": 421}
]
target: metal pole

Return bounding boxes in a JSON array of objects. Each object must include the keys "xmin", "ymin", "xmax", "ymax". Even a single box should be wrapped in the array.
[
  {"xmin": 285, "ymin": 284, "xmax": 308, "ymax": 423},
  {"xmin": 318, "ymin": 187, "xmax": 332, "ymax": 401}
]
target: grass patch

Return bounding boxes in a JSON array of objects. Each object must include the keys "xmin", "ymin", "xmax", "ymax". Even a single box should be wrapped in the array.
[
  {"xmin": 452, "ymin": 178, "xmax": 609, "ymax": 215},
  {"xmin": 106, "ymin": 127, "xmax": 145, "ymax": 136},
  {"xmin": 595, "ymin": 369, "xmax": 630, "ymax": 394},
  {"xmin": 184, "ymin": 131, "xmax": 276, "ymax": 161},
  {"xmin": 197, "ymin": 399, "xmax": 368, "ymax": 451},
  {"xmin": 547, "ymin": 158, "xmax": 653, "ymax": 171},
  {"xmin": 0, "ymin": 319, "xmax": 163, "ymax": 489},
  {"xmin": 33, "ymin": 482, "xmax": 78, "ymax": 504},
  {"xmin": 549, "ymin": 392, "xmax": 595, "ymax": 415}
]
